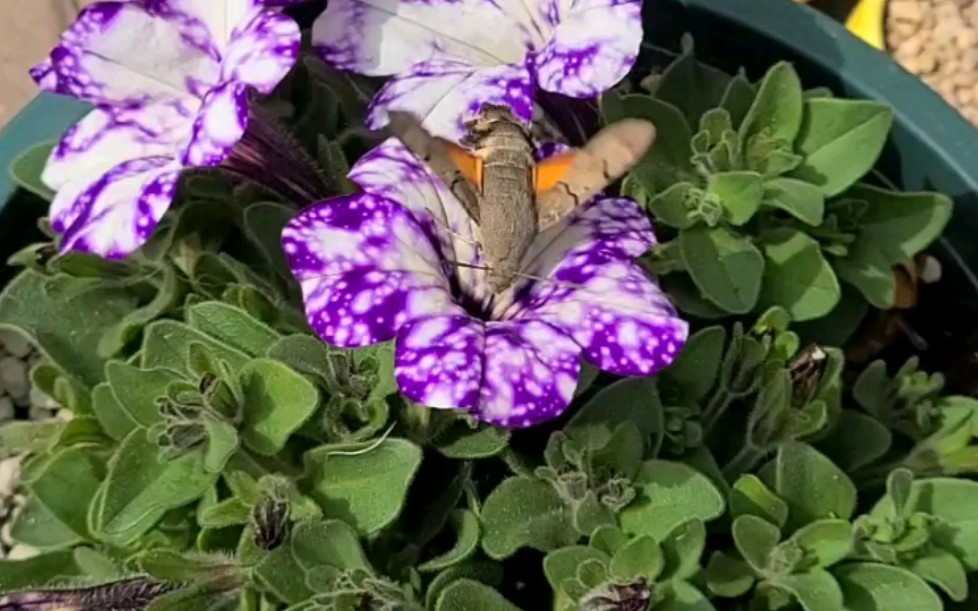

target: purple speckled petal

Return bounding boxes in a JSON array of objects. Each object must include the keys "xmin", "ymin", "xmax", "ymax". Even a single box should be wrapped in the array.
[
  {"xmin": 282, "ymin": 193, "xmax": 465, "ymax": 348},
  {"xmin": 43, "ymin": 105, "xmax": 189, "ymax": 232},
  {"xmin": 478, "ymin": 320, "xmax": 582, "ymax": 427},
  {"xmin": 395, "ymin": 314, "xmax": 484, "ymax": 410},
  {"xmin": 58, "ymin": 156, "xmax": 181, "ymax": 259},
  {"xmin": 152, "ymin": 0, "xmax": 260, "ymax": 51},
  {"xmin": 221, "ymin": 7, "xmax": 300, "ymax": 93},
  {"xmin": 367, "ymin": 60, "xmax": 534, "ymax": 142},
  {"xmin": 311, "ymin": 0, "xmax": 528, "ymax": 75},
  {"xmin": 349, "ymin": 138, "xmax": 490, "ymax": 300},
  {"xmin": 181, "ymin": 80, "xmax": 249, "ymax": 168},
  {"xmin": 531, "ymin": 0, "xmax": 641, "ymax": 97},
  {"xmin": 32, "ymin": 2, "xmax": 218, "ymax": 106}
]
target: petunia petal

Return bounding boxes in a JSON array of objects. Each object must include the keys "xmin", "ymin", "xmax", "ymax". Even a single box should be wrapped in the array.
[
  {"xmin": 349, "ymin": 139, "xmax": 489, "ymax": 299},
  {"xmin": 367, "ymin": 60, "xmax": 534, "ymax": 141},
  {"xmin": 58, "ymin": 156, "xmax": 181, "ymax": 259},
  {"xmin": 153, "ymin": 0, "xmax": 259, "ymax": 51},
  {"xmin": 478, "ymin": 320, "xmax": 582, "ymax": 427},
  {"xmin": 181, "ymin": 80, "xmax": 249, "ymax": 167},
  {"xmin": 395, "ymin": 314, "xmax": 485, "ymax": 410},
  {"xmin": 282, "ymin": 194, "xmax": 464, "ymax": 348},
  {"xmin": 311, "ymin": 0, "xmax": 527, "ymax": 75},
  {"xmin": 532, "ymin": 0, "xmax": 641, "ymax": 97},
  {"xmin": 33, "ymin": 2, "xmax": 218, "ymax": 106},
  {"xmin": 221, "ymin": 8, "xmax": 300, "ymax": 93}
]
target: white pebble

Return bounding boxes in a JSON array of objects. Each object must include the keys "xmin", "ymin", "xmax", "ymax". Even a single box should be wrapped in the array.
[
  {"xmin": 56, "ymin": 409, "xmax": 74, "ymax": 422},
  {"xmin": 29, "ymin": 386, "xmax": 59, "ymax": 410},
  {"xmin": 0, "ymin": 457, "xmax": 20, "ymax": 497},
  {"xmin": 27, "ymin": 405, "xmax": 54, "ymax": 421},
  {"xmin": 0, "ymin": 520, "xmax": 13, "ymax": 548},
  {"xmin": 0, "ymin": 397, "xmax": 13, "ymax": 422},
  {"xmin": 0, "ymin": 331, "xmax": 31, "ymax": 359},
  {"xmin": 6, "ymin": 544, "xmax": 39, "ymax": 560},
  {"xmin": 0, "ymin": 357, "xmax": 29, "ymax": 398}
]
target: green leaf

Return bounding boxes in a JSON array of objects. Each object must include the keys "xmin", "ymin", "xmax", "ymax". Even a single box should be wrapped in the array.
[
  {"xmin": 254, "ymin": 545, "xmax": 315, "ymax": 604},
  {"xmin": 720, "ymin": 72, "xmax": 757, "ymax": 128},
  {"xmin": 790, "ymin": 99, "xmax": 893, "ymax": 196},
  {"xmin": 94, "ymin": 429, "xmax": 217, "ymax": 544},
  {"xmin": 202, "ymin": 413, "xmax": 239, "ymax": 473},
  {"xmin": 9, "ymin": 496, "xmax": 83, "ymax": 549},
  {"xmin": 303, "ymin": 438, "xmax": 422, "ymax": 535},
  {"xmin": 620, "ymin": 460, "xmax": 725, "ymax": 540},
  {"xmin": 27, "ymin": 445, "xmax": 103, "ymax": 539},
  {"xmin": 291, "ymin": 519, "xmax": 371, "ymax": 573},
  {"xmin": 660, "ymin": 519, "xmax": 707, "ymax": 581},
  {"xmin": 199, "ymin": 498, "xmax": 251, "ymax": 529},
  {"xmin": 425, "ymin": 561, "xmax": 504, "ymax": 610},
  {"xmin": 265, "ymin": 333, "xmax": 333, "ymax": 387},
  {"xmin": 645, "ymin": 182, "xmax": 697, "ymax": 229},
  {"xmin": 647, "ymin": 34, "xmax": 731, "ymax": 126},
  {"xmin": 601, "ymin": 92, "xmax": 695, "ymax": 191},
  {"xmin": 731, "ymin": 474, "xmax": 789, "ymax": 528},
  {"xmin": 0, "ymin": 550, "xmax": 80, "ymax": 590},
  {"xmin": 434, "ymin": 421, "xmax": 510, "ymax": 459},
  {"xmin": 141, "ymin": 320, "xmax": 250, "ymax": 375},
  {"xmin": 739, "ymin": 62, "xmax": 804, "ymax": 146},
  {"xmin": 419, "ymin": 509, "xmax": 481, "ymax": 572},
  {"xmin": 659, "ymin": 273, "xmax": 730, "ymax": 319},
  {"xmin": 762, "ymin": 177, "xmax": 825, "ymax": 226},
  {"xmin": 0, "ymin": 270, "xmax": 140, "ymax": 386},
  {"xmin": 242, "ymin": 202, "xmax": 295, "ymax": 281},
  {"xmin": 772, "ymin": 442, "xmax": 856, "ymax": 532},
  {"xmin": 705, "ymin": 552, "xmax": 755, "ymax": 598},
  {"xmin": 589, "ymin": 525, "xmax": 628, "ymax": 556},
  {"xmin": 435, "ymin": 579, "xmax": 521, "ymax": 611},
  {"xmin": 565, "ymin": 377, "xmax": 661, "ymax": 451},
  {"xmin": 73, "ymin": 546, "xmax": 122, "ymax": 580},
  {"xmin": 789, "ymin": 519, "xmax": 853, "ymax": 567},
  {"xmin": 661, "ymin": 326, "xmax": 726, "ymax": 404},
  {"xmin": 906, "ymin": 546, "xmax": 968, "ymax": 601},
  {"xmin": 92, "ymin": 382, "xmax": 138, "ymax": 440},
  {"xmin": 770, "ymin": 568, "xmax": 844, "ymax": 611},
  {"xmin": 591, "ymin": 422, "xmax": 644, "ymax": 479},
  {"xmin": 679, "ymin": 225, "xmax": 764, "ymax": 314},
  {"xmin": 816, "ymin": 410, "xmax": 891, "ymax": 472},
  {"xmin": 544, "ymin": 546, "xmax": 608, "ymax": 594},
  {"xmin": 659, "ymin": 581, "xmax": 717, "ymax": 611},
  {"xmin": 609, "ymin": 535, "xmax": 664, "ymax": 582},
  {"xmin": 145, "ymin": 581, "xmax": 238, "ymax": 611},
  {"xmin": 187, "ymin": 302, "xmax": 280, "ymax": 356},
  {"xmin": 239, "ymin": 358, "xmax": 319, "ymax": 456},
  {"xmin": 106, "ymin": 362, "xmax": 183, "ymax": 428},
  {"xmin": 732, "ymin": 514, "xmax": 779, "ymax": 572},
  {"xmin": 709, "ymin": 171, "xmax": 764, "ymax": 225},
  {"xmin": 757, "ymin": 228, "xmax": 841, "ymax": 321},
  {"xmin": 9, "ymin": 141, "xmax": 55, "ymax": 200},
  {"xmin": 887, "ymin": 468, "xmax": 914, "ymax": 517},
  {"xmin": 834, "ymin": 563, "xmax": 941, "ymax": 611},
  {"xmin": 481, "ymin": 476, "xmax": 577, "ymax": 559}
]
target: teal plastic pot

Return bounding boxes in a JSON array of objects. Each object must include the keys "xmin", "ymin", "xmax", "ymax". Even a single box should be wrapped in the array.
[{"xmin": 2, "ymin": 0, "xmax": 977, "ymax": 298}]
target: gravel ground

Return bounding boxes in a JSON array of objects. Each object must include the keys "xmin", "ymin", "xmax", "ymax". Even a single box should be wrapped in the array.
[
  {"xmin": 887, "ymin": 0, "xmax": 978, "ymax": 126},
  {"xmin": 0, "ymin": 330, "xmax": 64, "ymax": 561}
]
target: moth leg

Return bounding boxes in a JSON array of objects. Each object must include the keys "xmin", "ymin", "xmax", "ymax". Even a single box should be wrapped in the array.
[{"xmin": 385, "ymin": 111, "xmax": 483, "ymax": 223}]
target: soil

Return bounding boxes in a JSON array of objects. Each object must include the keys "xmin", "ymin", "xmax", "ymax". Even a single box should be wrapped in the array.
[{"xmin": 886, "ymin": 0, "xmax": 978, "ymax": 126}]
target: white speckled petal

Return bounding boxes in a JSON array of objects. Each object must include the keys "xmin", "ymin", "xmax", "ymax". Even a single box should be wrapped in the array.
[
  {"xmin": 30, "ymin": 2, "xmax": 218, "ymax": 106},
  {"xmin": 181, "ymin": 80, "xmax": 249, "ymax": 167},
  {"xmin": 366, "ymin": 60, "xmax": 534, "ymax": 142},
  {"xmin": 220, "ymin": 7, "xmax": 301, "ymax": 93},
  {"xmin": 282, "ymin": 193, "xmax": 464, "ymax": 348},
  {"xmin": 58, "ymin": 157, "xmax": 182, "ymax": 259},
  {"xmin": 532, "ymin": 0, "xmax": 642, "ymax": 97},
  {"xmin": 395, "ymin": 314, "xmax": 485, "ymax": 410},
  {"xmin": 42, "ymin": 105, "xmax": 190, "ymax": 232},
  {"xmin": 349, "ymin": 138, "xmax": 489, "ymax": 300},
  {"xmin": 311, "ymin": 0, "xmax": 529, "ymax": 75},
  {"xmin": 153, "ymin": 0, "xmax": 259, "ymax": 50}
]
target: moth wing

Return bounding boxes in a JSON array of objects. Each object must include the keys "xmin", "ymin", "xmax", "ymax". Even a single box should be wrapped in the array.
[
  {"xmin": 386, "ymin": 111, "xmax": 483, "ymax": 223},
  {"xmin": 535, "ymin": 119, "xmax": 656, "ymax": 231}
]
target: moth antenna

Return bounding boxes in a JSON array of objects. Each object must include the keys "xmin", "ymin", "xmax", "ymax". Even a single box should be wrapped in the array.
[{"xmin": 441, "ymin": 260, "xmax": 590, "ymax": 292}]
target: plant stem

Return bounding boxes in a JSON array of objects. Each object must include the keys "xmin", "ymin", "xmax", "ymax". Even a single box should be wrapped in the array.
[{"xmin": 722, "ymin": 443, "xmax": 768, "ymax": 481}]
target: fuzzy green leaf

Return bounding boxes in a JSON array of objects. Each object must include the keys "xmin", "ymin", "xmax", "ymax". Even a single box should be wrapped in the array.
[
  {"xmin": 9, "ymin": 495, "xmax": 84, "ymax": 549},
  {"xmin": 254, "ymin": 544, "xmax": 315, "ymax": 604},
  {"xmin": 291, "ymin": 519, "xmax": 372, "ymax": 573},
  {"xmin": 0, "ymin": 551, "xmax": 80, "ymax": 591},
  {"xmin": 770, "ymin": 568, "xmax": 844, "ymax": 611},
  {"xmin": 661, "ymin": 326, "xmax": 726, "ymax": 404},
  {"xmin": 679, "ymin": 225, "xmax": 764, "ymax": 314},
  {"xmin": 834, "ymin": 563, "xmax": 941, "ymax": 611},
  {"xmin": 720, "ymin": 72, "xmax": 757, "ymax": 128},
  {"xmin": 790, "ymin": 99, "xmax": 893, "ymax": 196},
  {"xmin": 544, "ymin": 546, "xmax": 609, "ymax": 595},
  {"xmin": 731, "ymin": 474, "xmax": 789, "ymax": 528},
  {"xmin": 762, "ymin": 177, "xmax": 825, "ymax": 226},
  {"xmin": 303, "ymin": 438, "xmax": 422, "ymax": 535},
  {"xmin": 789, "ymin": 519, "xmax": 853, "ymax": 567},
  {"xmin": 419, "ymin": 509, "xmax": 481, "ymax": 572},
  {"xmin": 26, "ymin": 445, "xmax": 103, "ymax": 539},
  {"xmin": 92, "ymin": 382, "xmax": 138, "ymax": 440},
  {"xmin": 435, "ymin": 579, "xmax": 521, "ymax": 611},
  {"xmin": 620, "ymin": 460, "xmax": 725, "ymax": 540},
  {"xmin": 738, "ymin": 62, "xmax": 804, "ymax": 146},
  {"xmin": 733, "ymin": 514, "xmax": 780, "ymax": 572},
  {"xmin": 425, "ymin": 561, "xmax": 504, "ymax": 610},
  {"xmin": 646, "ymin": 182, "xmax": 698, "ymax": 229},
  {"xmin": 815, "ymin": 410, "xmax": 891, "ymax": 472},
  {"xmin": 434, "ymin": 421, "xmax": 510, "ymax": 459},
  {"xmin": 481, "ymin": 476, "xmax": 577, "ymax": 559},
  {"xmin": 106, "ymin": 362, "xmax": 182, "ymax": 428},
  {"xmin": 201, "ymin": 413, "xmax": 239, "ymax": 473},
  {"xmin": 141, "ymin": 320, "xmax": 250, "ymax": 375},
  {"xmin": 565, "ymin": 377, "xmax": 662, "ymax": 451},
  {"xmin": 758, "ymin": 228, "xmax": 841, "ymax": 321},
  {"xmin": 647, "ymin": 34, "xmax": 731, "ymax": 126},
  {"xmin": 186, "ymin": 302, "xmax": 280, "ymax": 357},
  {"xmin": 773, "ymin": 442, "xmax": 856, "ymax": 532},
  {"xmin": 905, "ymin": 546, "xmax": 968, "ymax": 601},
  {"xmin": 93, "ymin": 429, "xmax": 217, "ymax": 544},
  {"xmin": 239, "ymin": 358, "xmax": 319, "ymax": 456},
  {"xmin": 709, "ymin": 171, "xmax": 764, "ymax": 225},
  {"xmin": 705, "ymin": 552, "xmax": 755, "ymax": 598},
  {"xmin": 609, "ymin": 535, "xmax": 664, "ymax": 582},
  {"xmin": 9, "ymin": 141, "xmax": 55, "ymax": 201},
  {"xmin": 660, "ymin": 518, "xmax": 707, "ymax": 581},
  {"xmin": 242, "ymin": 202, "xmax": 295, "ymax": 281}
]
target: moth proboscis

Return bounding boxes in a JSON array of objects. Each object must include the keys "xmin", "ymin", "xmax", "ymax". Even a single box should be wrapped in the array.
[{"xmin": 385, "ymin": 103, "xmax": 656, "ymax": 294}]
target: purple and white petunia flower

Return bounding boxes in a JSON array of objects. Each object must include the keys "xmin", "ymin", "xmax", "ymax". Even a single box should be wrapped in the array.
[
  {"xmin": 311, "ymin": 0, "xmax": 642, "ymax": 141},
  {"xmin": 32, "ymin": 0, "xmax": 307, "ymax": 258},
  {"xmin": 282, "ymin": 139, "xmax": 687, "ymax": 427}
]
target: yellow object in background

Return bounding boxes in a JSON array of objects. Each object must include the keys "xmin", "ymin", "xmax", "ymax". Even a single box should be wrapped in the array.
[{"xmin": 845, "ymin": 0, "xmax": 887, "ymax": 50}]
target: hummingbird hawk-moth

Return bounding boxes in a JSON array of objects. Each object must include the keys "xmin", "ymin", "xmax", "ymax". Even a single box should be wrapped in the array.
[{"xmin": 386, "ymin": 104, "xmax": 657, "ymax": 293}]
